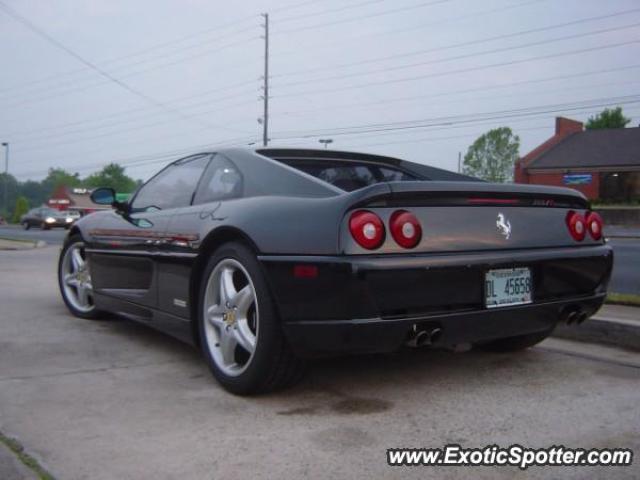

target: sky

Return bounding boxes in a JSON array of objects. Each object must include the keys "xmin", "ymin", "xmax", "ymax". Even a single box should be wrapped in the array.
[{"xmin": 1, "ymin": 0, "xmax": 639, "ymax": 182}]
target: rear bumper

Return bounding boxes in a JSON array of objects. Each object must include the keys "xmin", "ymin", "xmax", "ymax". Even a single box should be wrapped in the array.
[{"xmin": 258, "ymin": 244, "xmax": 613, "ymax": 356}]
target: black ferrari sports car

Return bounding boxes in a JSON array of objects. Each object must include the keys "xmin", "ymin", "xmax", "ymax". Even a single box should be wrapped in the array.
[{"xmin": 57, "ymin": 148, "xmax": 613, "ymax": 394}]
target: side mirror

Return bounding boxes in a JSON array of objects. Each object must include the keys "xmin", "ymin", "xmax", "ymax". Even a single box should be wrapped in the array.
[
  {"xmin": 90, "ymin": 187, "xmax": 116, "ymax": 205},
  {"xmin": 91, "ymin": 187, "xmax": 131, "ymax": 215}
]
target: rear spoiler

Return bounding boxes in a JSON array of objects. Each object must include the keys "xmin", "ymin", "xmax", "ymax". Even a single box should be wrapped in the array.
[{"xmin": 343, "ymin": 181, "xmax": 589, "ymax": 210}]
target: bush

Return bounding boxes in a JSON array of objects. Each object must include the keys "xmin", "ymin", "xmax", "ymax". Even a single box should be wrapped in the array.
[{"xmin": 11, "ymin": 196, "xmax": 29, "ymax": 223}]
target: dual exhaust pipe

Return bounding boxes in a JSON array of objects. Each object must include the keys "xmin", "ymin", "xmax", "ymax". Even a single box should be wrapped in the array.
[
  {"xmin": 406, "ymin": 325, "xmax": 442, "ymax": 348},
  {"xmin": 563, "ymin": 307, "xmax": 588, "ymax": 325},
  {"xmin": 406, "ymin": 306, "xmax": 587, "ymax": 347}
]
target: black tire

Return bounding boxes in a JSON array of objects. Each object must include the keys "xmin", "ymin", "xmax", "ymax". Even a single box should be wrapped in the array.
[
  {"xmin": 22, "ymin": 221, "xmax": 30, "ymax": 230},
  {"xmin": 198, "ymin": 241, "xmax": 305, "ymax": 395},
  {"xmin": 58, "ymin": 234, "xmax": 103, "ymax": 320},
  {"xmin": 41, "ymin": 221, "xmax": 50, "ymax": 230},
  {"xmin": 477, "ymin": 328, "xmax": 553, "ymax": 353}
]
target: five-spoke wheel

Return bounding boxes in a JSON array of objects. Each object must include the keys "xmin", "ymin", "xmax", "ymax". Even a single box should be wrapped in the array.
[
  {"xmin": 203, "ymin": 258, "xmax": 258, "ymax": 376},
  {"xmin": 198, "ymin": 242, "xmax": 304, "ymax": 394},
  {"xmin": 58, "ymin": 236, "xmax": 99, "ymax": 318}
]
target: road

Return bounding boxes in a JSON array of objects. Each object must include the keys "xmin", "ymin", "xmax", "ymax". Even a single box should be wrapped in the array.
[
  {"xmin": 0, "ymin": 224, "xmax": 67, "ymax": 245},
  {"xmin": 0, "ymin": 246, "xmax": 639, "ymax": 480},
  {"xmin": 1, "ymin": 224, "xmax": 638, "ymax": 294}
]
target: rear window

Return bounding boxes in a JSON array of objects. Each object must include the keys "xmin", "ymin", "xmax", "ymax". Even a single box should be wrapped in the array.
[{"xmin": 277, "ymin": 159, "xmax": 418, "ymax": 192}]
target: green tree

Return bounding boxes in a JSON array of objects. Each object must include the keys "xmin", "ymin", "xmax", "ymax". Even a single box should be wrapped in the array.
[
  {"xmin": 12, "ymin": 196, "xmax": 29, "ymax": 223},
  {"xmin": 83, "ymin": 163, "xmax": 137, "ymax": 193},
  {"xmin": 0, "ymin": 172, "xmax": 19, "ymax": 218},
  {"xmin": 18, "ymin": 180, "xmax": 48, "ymax": 210},
  {"xmin": 41, "ymin": 168, "xmax": 82, "ymax": 198},
  {"xmin": 585, "ymin": 107, "xmax": 630, "ymax": 129},
  {"xmin": 463, "ymin": 127, "xmax": 520, "ymax": 183}
]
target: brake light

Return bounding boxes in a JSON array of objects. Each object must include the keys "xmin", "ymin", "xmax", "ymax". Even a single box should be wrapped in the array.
[
  {"xmin": 566, "ymin": 211, "xmax": 586, "ymax": 241},
  {"xmin": 585, "ymin": 211, "xmax": 603, "ymax": 240},
  {"xmin": 349, "ymin": 210, "xmax": 385, "ymax": 249},
  {"xmin": 389, "ymin": 210, "xmax": 422, "ymax": 248}
]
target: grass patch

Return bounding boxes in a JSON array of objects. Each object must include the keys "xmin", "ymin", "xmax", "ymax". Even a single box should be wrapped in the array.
[
  {"xmin": 606, "ymin": 292, "xmax": 640, "ymax": 307},
  {"xmin": 0, "ymin": 431, "xmax": 56, "ymax": 480}
]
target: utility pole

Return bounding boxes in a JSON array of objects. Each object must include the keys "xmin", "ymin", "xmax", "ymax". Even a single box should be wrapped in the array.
[
  {"xmin": 261, "ymin": 13, "xmax": 269, "ymax": 147},
  {"xmin": 458, "ymin": 151, "xmax": 461, "ymax": 173},
  {"xmin": 1, "ymin": 142, "xmax": 8, "ymax": 217}
]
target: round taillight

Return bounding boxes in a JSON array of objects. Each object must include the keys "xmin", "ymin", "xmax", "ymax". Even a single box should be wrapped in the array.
[
  {"xmin": 566, "ymin": 210, "xmax": 586, "ymax": 241},
  {"xmin": 390, "ymin": 210, "xmax": 422, "ymax": 248},
  {"xmin": 349, "ymin": 210, "xmax": 385, "ymax": 250},
  {"xmin": 585, "ymin": 211, "xmax": 603, "ymax": 240}
]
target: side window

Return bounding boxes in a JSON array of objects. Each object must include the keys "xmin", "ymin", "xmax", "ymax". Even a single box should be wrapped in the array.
[
  {"xmin": 131, "ymin": 155, "xmax": 210, "ymax": 211},
  {"xmin": 193, "ymin": 155, "xmax": 243, "ymax": 205}
]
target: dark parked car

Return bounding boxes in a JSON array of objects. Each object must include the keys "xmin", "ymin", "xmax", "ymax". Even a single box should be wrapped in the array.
[
  {"xmin": 21, "ymin": 207, "xmax": 76, "ymax": 230},
  {"xmin": 57, "ymin": 148, "xmax": 613, "ymax": 394}
]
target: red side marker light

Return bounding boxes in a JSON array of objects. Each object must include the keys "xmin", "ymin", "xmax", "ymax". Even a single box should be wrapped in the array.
[{"xmin": 293, "ymin": 265, "xmax": 318, "ymax": 279}]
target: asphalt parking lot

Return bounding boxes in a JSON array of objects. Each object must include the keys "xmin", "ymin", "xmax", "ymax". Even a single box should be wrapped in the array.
[{"xmin": 1, "ymin": 246, "xmax": 639, "ymax": 480}]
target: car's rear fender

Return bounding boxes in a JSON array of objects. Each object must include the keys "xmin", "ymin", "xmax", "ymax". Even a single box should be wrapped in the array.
[{"xmin": 337, "ymin": 181, "xmax": 603, "ymax": 254}]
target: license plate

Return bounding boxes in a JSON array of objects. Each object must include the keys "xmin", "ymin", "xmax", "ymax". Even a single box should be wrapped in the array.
[{"xmin": 485, "ymin": 268, "xmax": 532, "ymax": 308}]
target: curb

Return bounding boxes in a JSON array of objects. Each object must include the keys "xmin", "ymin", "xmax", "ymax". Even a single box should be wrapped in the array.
[
  {"xmin": 606, "ymin": 235, "xmax": 640, "ymax": 240},
  {"xmin": 552, "ymin": 315, "xmax": 640, "ymax": 351},
  {"xmin": 0, "ymin": 238, "xmax": 47, "ymax": 250}
]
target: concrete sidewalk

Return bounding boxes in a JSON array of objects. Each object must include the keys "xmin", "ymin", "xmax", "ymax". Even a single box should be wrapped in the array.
[{"xmin": 553, "ymin": 304, "xmax": 640, "ymax": 350}]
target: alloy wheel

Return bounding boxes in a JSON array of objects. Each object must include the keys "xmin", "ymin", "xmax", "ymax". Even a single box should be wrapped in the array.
[
  {"xmin": 60, "ymin": 242, "xmax": 95, "ymax": 313},
  {"xmin": 203, "ymin": 258, "xmax": 259, "ymax": 377}
]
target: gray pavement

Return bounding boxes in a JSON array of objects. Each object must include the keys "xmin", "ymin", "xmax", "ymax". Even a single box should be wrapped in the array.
[
  {"xmin": 608, "ymin": 238, "xmax": 640, "ymax": 295},
  {"xmin": 0, "ymin": 225, "xmax": 66, "ymax": 245},
  {"xmin": 0, "ymin": 246, "xmax": 639, "ymax": 480}
]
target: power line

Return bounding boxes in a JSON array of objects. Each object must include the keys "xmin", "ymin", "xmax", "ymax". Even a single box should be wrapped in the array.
[
  {"xmin": 4, "ymin": 80, "xmax": 259, "ymax": 140},
  {"xmin": 270, "ymin": 94, "xmax": 640, "ymax": 139},
  {"xmin": 15, "ymin": 101, "xmax": 640, "ymax": 180},
  {"xmin": 270, "ymin": 0, "xmax": 546, "ymax": 57},
  {"xmin": 271, "ymin": 69, "xmax": 640, "ymax": 118},
  {"xmin": 272, "ymin": 0, "xmax": 452, "ymax": 34},
  {"xmin": 274, "ymin": 0, "xmax": 387, "ymax": 24},
  {"xmin": 0, "ymin": 20, "xmax": 257, "ymax": 97},
  {"xmin": 272, "ymin": 7, "xmax": 640, "ymax": 78},
  {"xmin": 0, "ymin": 0, "xmax": 373, "ymax": 101},
  {"xmin": 271, "ymin": 39, "xmax": 640, "ymax": 98},
  {"xmin": 14, "ymin": 63, "xmax": 640, "ymax": 149},
  {"xmin": 276, "ymin": 86, "xmax": 640, "ymax": 142},
  {"xmin": 0, "ymin": 1, "xmax": 246, "ymax": 134},
  {"xmin": 0, "ymin": 35, "xmax": 260, "ymax": 109},
  {"xmin": 15, "ymin": 135, "xmax": 258, "ymax": 179},
  {"xmin": 272, "ymin": 23, "xmax": 640, "ymax": 89}
]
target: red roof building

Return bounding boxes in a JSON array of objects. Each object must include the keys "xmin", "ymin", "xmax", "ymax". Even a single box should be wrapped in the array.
[
  {"xmin": 47, "ymin": 186, "xmax": 109, "ymax": 214},
  {"xmin": 515, "ymin": 117, "xmax": 640, "ymax": 201}
]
